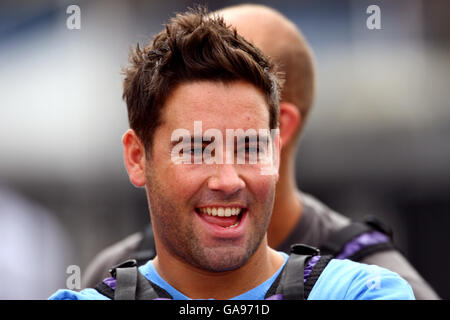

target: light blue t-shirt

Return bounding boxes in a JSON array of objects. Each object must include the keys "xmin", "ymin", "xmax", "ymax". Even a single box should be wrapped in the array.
[{"xmin": 49, "ymin": 252, "xmax": 414, "ymax": 300}]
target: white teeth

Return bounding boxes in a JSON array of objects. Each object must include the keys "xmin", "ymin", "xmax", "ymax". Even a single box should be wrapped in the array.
[
  {"xmin": 199, "ymin": 207, "xmax": 242, "ymax": 217},
  {"xmin": 226, "ymin": 221, "xmax": 240, "ymax": 228}
]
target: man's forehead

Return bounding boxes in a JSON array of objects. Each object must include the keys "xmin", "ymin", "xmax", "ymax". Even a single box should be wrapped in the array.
[{"xmin": 161, "ymin": 81, "xmax": 271, "ymax": 130}]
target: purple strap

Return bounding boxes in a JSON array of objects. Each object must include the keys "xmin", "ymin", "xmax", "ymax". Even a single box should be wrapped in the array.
[
  {"xmin": 335, "ymin": 230, "xmax": 390, "ymax": 260},
  {"xmin": 303, "ymin": 255, "xmax": 320, "ymax": 282},
  {"xmin": 102, "ymin": 277, "xmax": 116, "ymax": 290},
  {"xmin": 265, "ymin": 293, "xmax": 283, "ymax": 300}
]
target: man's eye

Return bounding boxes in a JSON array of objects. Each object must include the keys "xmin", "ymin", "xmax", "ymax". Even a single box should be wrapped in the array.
[
  {"xmin": 242, "ymin": 145, "xmax": 259, "ymax": 153},
  {"xmin": 236, "ymin": 146, "xmax": 259, "ymax": 156},
  {"xmin": 189, "ymin": 148, "xmax": 203, "ymax": 155},
  {"xmin": 246, "ymin": 146, "xmax": 259, "ymax": 153}
]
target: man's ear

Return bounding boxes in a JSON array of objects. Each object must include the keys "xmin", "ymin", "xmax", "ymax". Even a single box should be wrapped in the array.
[
  {"xmin": 278, "ymin": 102, "xmax": 301, "ymax": 148},
  {"xmin": 122, "ymin": 129, "xmax": 146, "ymax": 187}
]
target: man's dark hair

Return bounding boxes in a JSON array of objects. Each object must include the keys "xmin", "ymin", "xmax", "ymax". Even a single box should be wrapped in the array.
[{"xmin": 122, "ymin": 7, "xmax": 281, "ymax": 152}]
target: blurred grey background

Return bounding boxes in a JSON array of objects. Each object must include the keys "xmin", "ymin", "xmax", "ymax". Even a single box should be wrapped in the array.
[{"xmin": 0, "ymin": 0, "xmax": 449, "ymax": 299}]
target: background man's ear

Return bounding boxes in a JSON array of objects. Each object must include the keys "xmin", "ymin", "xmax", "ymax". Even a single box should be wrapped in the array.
[
  {"xmin": 278, "ymin": 102, "xmax": 301, "ymax": 148},
  {"xmin": 122, "ymin": 129, "xmax": 146, "ymax": 187}
]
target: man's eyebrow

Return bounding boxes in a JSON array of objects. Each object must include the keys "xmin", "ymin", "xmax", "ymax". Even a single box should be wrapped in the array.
[
  {"xmin": 170, "ymin": 132, "xmax": 269, "ymax": 146},
  {"xmin": 170, "ymin": 135, "xmax": 206, "ymax": 147},
  {"xmin": 236, "ymin": 135, "xmax": 258, "ymax": 143},
  {"xmin": 233, "ymin": 132, "xmax": 269, "ymax": 145}
]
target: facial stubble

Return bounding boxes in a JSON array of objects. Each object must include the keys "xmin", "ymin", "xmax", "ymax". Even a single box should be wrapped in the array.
[{"xmin": 144, "ymin": 164, "xmax": 275, "ymax": 273}]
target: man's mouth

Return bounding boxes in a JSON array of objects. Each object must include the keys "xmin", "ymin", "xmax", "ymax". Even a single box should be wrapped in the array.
[{"xmin": 195, "ymin": 206, "xmax": 246, "ymax": 229}]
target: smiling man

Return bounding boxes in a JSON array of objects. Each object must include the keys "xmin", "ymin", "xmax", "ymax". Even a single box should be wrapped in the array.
[
  {"xmin": 133, "ymin": 80, "xmax": 285, "ymax": 299},
  {"xmin": 140, "ymin": 80, "xmax": 282, "ymax": 281},
  {"xmin": 50, "ymin": 8, "xmax": 413, "ymax": 300}
]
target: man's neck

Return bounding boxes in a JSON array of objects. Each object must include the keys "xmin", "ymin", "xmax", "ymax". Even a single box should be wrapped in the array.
[
  {"xmin": 267, "ymin": 151, "xmax": 303, "ymax": 249},
  {"xmin": 153, "ymin": 239, "xmax": 284, "ymax": 300}
]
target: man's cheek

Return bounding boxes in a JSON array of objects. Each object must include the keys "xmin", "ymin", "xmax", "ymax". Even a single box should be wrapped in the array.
[
  {"xmin": 252, "ymin": 175, "xmax": 277, "ymax": 197},
  {"xmin": 169, "ymin": 168, "xmax": 205, "ymax": 198}
]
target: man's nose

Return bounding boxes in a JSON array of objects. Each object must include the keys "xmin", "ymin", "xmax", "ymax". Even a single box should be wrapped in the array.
[{"xmin": 207, "ymin": 164, "xmax": 245, "ymax": 195}]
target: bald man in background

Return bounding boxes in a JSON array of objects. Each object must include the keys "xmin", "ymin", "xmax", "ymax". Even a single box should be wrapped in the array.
[{"xmin": 82, "ymin": 4, "xmax": 439, "ymax": 299}]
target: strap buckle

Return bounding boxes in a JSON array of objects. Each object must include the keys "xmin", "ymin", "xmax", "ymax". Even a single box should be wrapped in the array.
[
  {"xmin": 290, "ymin": 243, "xmax": 320, "ymax": 256},
  {"xmin": 109, "ymin": 259, "xmax": 137, "ymax": 278}
]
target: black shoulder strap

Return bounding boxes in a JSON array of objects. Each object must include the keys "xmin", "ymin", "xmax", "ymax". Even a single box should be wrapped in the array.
[
  {"xmin": 275, "ymin": 252, "xmax": 309, "ymax": 300},
  {"xmin": 320, "ymin": 215, "xmax": 394, "ymax": 258},
  {"xmin": 266, "ymin": 244, "xmax": 331, "ymax": 300},
  {"xmin": 114, "ymin": 265, "xmax": 138, "ymax": 300},
  {"xmin": 95, "ymin": 259, "xmax": 172, "ymax": 300}
]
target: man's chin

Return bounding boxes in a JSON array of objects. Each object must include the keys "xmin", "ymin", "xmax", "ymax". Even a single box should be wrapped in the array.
[{"xmin": 191, "ymin": 247, "xmax": 252, "ymax": 273}]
